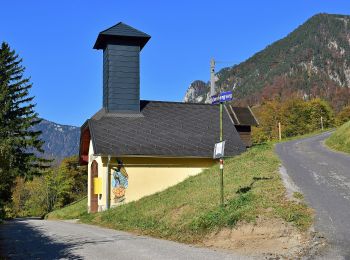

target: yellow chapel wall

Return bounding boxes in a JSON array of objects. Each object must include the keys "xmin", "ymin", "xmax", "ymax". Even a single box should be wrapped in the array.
[{"xmin": 100, "ymin": 156, "xmax": 215, "ymax": 208}]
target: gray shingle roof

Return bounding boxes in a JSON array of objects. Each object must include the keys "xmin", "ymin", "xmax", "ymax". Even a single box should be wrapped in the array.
[
  {"xmin": 94, "ymin": 22, "xmax": 151, "ymax": 50},
  {"xmin": 85, "ymin": 101, "xmax": 246, "ymax": 158}
]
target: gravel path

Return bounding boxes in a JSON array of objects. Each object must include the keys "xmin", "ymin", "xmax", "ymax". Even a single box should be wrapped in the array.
[
  {"xmin": 0, "ymin": 218, "xmax": 252, "ymax": 260},
  {"xmin": 276, "ymin": 132, "xmax": 350, "ymax": 259}
]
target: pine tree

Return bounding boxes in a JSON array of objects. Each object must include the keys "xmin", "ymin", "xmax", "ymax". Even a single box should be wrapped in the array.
[{"xmin": 0, "ymin": 42, "xmax": 46, "ymax": 218}]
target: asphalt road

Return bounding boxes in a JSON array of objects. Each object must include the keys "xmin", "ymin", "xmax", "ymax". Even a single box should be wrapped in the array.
[
  {"xmin": 0, "ymin": 218, "xmax": 251, "ymax": 260},
  {"xmin": 276, "ymin": 132, "xmax": 350, "ymax": 259}
]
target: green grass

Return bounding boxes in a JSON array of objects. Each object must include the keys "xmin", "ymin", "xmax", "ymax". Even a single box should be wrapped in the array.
[
  {"xmin": 293, "ymin": 192, "xmax": 304, "ymax": 200},
  {"xmin": 278, "ymin": 128, "xmax": 333, "ymax": 143},
  {"xmin": 47, "ymin": 143, "xmax": 312, "ymax": 243},
  {"xmin": 47, "ymin": 197, "xmax": 88, "ymax": 220},
  {"xmin": 326, "ymin": 121, "xmax": 350, "ymax": 154}
]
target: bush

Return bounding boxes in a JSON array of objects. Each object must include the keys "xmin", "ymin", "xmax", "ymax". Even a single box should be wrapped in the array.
[
  {"xmin": 252, "ymin": 101, "xmax": 282, "ymax": 143},
  {"xmin": 252, "ymin": 98, "xmax": 335, "ymax": 143},
  {"xmin": 281, "ymin": 98, "xmax": 311, "ymax": 137},
  {"xmin": 308, "ymin": 98, "xmax": 334, "ymax": 130},
  {"xmin": 335, "ymin": 106, "xmax": 350, "ymax": 126},
  {"xmin": 7, "ymin": 156, "xmax": 87, "ymax": 218}
]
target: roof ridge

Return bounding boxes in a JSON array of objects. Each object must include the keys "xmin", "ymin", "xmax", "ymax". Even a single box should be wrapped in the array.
[
  {"xmin": 100, "ymin": 22, "xmax": 151, "ymax": 38},
  {"xmin": 99, "ymin": 21, "xmax": 122, "ymax": 34},
  {"xmin": 94, "ymin": 22, "xmax": 151, "ymax": 50},
  {"xmin": 140, "ymin": 100, "xmax": 216, "ymax": 106},
  {"xmin": 141, "ymin": 100, "xmax": 253, "ymax": 108}
]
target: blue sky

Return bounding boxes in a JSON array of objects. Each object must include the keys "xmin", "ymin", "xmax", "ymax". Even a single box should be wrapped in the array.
[{"xmin": 1, "ymin": 1, "xmax": 350, "ymax": 126}]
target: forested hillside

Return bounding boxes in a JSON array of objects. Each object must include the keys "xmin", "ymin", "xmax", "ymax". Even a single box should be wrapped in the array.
[{"xmin": 184, "ymin": 13, "xmax": 350, "ymax": 112}]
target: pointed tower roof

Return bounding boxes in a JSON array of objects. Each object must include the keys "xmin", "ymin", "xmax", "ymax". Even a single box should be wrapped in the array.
[{"xmin": 93, "ymin": 22, "xmax": 151, "ymax": 50}]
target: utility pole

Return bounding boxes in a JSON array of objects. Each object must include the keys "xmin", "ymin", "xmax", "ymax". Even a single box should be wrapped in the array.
[
  {"xmin": 211, "ymin": 58, "xmax": 224, "ymax": 207},
  {"xmin": 219, "ymin": 102, "xmax": 224, "ymax": 207},
  {"xmin": 210, "ymin": 58, "xmax": 216, "ymax": 97},
  {"xmin": 321, "ymin": 116, "xmax": 324, "ymax": 130}
]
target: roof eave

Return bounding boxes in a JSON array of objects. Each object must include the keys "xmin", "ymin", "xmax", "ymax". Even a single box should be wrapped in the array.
[
  {"xmin": 78, "ymin": 120, "xmax": 90, "ymax": 165},
  {"xmin": 93, "ymin": 34, "xmax": 151, "ymax": 50},
  {"xmin": 248, "ymin": 106, "xmax": 260, "ymax": 126},
  {"xmin": 91, "ymin": 154, "xmax": 240, "ymax": 159},
  {"xmin": 87, "ymin": 120, "xmax": 98, "ymax": 155}
]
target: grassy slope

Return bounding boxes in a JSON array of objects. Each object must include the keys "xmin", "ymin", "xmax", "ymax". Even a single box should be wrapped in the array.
[
  {"xmin": 47, "ymin": 143, "xmax": 312, "ymax": 243},
  {"xmin": 47, "ymin": 197, "xmax": 87, "ymax": 220},
  {"xmin": 326, "ymin": 121, "xmax": 350, "ymax": 153}
]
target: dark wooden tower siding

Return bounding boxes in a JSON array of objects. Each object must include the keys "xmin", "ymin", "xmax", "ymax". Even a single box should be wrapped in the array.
[
  {"xmin": 103, "ymin": 45, "xmax": 140, "ymax": 112},
  {"xmin": 226, "ymin": 105, "xmax": 259, "ymax": 147},
  {"xmin": 94, "ymin": 22, "xmax": 151, "ymax": 113}
]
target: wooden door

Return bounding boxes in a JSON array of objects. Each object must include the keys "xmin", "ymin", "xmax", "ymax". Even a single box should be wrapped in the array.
[{"xmin": 90, "ymin": 160, "xmax": 98, "ymax": 213}]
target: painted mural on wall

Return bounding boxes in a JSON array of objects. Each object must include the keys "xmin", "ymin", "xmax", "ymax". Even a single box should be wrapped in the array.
[{"xmin": 112, "ymin": 160, "xmax": 129, "ymax": 203}]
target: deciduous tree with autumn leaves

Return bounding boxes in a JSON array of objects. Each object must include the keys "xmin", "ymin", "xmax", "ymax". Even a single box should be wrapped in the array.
[{"xmin": 252, "ymin": 98, "xmax": 335, "ymax": 143}]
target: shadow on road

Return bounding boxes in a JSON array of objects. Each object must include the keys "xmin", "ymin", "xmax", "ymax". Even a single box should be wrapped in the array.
[
  {"xmin": 0, "ymin": 218, "xmax": 82, "ymax": 259},
  {"xmin": 0, "ymin": 218, "xmax": 113, "ymax": 259}
]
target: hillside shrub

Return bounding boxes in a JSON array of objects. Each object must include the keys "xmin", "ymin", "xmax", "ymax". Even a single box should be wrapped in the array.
[
  {"xmin": 252, "ymin": 98, "xmax": 334, "ymax": 143},
  {"xmin": 8, "ymin": 156, "xmax": 87, "ymax": 217},
  {"xmin": 335, "ymin": 105, "xmax": 350, "ymax": 126}
]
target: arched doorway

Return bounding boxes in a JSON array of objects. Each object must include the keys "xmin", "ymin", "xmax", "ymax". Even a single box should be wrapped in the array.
[{"xmin": 90, "ymin": 160, "xmax": 98, "ymax": 213}]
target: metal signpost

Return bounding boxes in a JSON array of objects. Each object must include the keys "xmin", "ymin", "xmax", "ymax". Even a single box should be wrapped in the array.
[
  {"xmin": 212, "ymin": 91, "xmax": 233, "ymax": 207},
  {"xmin": 210, "ymin": 58, "xmax": 234, "ymax": 207}
]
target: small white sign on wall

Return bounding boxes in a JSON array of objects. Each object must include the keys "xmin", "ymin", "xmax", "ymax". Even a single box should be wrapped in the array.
[{"xmin": 213, "ymin": 141, "xmax": 225, "ymax": 159}]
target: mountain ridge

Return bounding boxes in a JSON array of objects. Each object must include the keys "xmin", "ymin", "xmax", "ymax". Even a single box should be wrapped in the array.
[
  {"xmin": 32, "ymin": 119, "xmax": 80, "ymax": 162},
  {"xmin": 184, "ymin": 13, "xmax": 350, "ymax": 111}
]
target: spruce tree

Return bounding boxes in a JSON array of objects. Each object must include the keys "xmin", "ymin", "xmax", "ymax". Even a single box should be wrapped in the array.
[{"xmin": 0, "ymin": 42, "xmax": 45, "ymax": 218}]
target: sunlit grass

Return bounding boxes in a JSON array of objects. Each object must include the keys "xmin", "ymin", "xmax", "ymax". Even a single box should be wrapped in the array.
[
  {"xmin": 326, "ymin": 121, "xmax": 350, "ymax": 154},
  {"xmin": 46, "ymin": 197, "xmax": 88, "ymax": 220},
  {"xmin": 48, "ymin": 143, "xmax": 312, "ymax": 243}
]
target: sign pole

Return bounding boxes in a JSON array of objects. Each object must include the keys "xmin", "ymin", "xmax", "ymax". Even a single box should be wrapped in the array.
[
  {"xmin": 210, "ymin": 59, "xmax": 232, "ymax": 208},
  {"xmin": 220, "ymin": 102, "xmax": 224, "ymax": 207}
]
